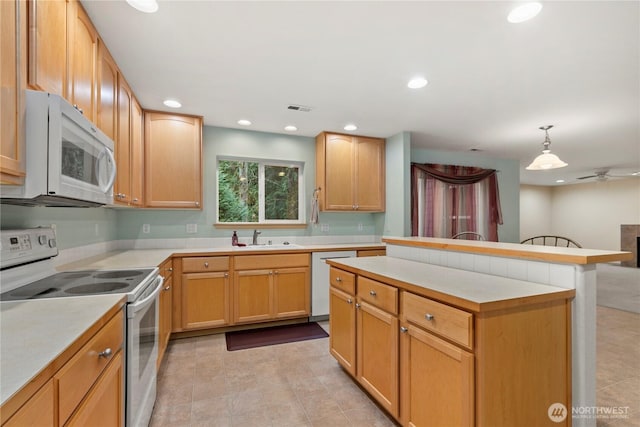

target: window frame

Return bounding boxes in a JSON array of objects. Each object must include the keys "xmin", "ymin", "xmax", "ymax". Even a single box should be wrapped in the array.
[{"xmin": 215, "ymin": 156, "xmax": 306, "ymax": 226}]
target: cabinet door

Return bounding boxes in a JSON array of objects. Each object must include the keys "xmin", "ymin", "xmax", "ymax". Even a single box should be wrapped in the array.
[
  {"xmin": 182, "ymin": 272, "xmax": 230, "ymax": 330},
  {"xmin": 96, "ymin": 40, "xmax": 117, "ymax": 141},
  {"xmin": 0, "ymin": 0, "xmax": 26, "ymax": 185},
  {"xmin": 400, "ymin": 324, "xmax": 474, "ymax": 427},
  {"xmin": 4, "ymin": 379, "xmax": 54, "ymax": 427},
  {"xmin": 67, "ymin": 0, "xmax": 97, "ymax": 122},
  {"xmin": 273, "ymin": 267, "xmax": 310, "ymax": 319},
  {"xmin": 357, "ymin": 300, "xmax": 399, "ymax": 418},
  {"xmin": 144, "ymin": 112, "xmax": 202, "ymax": 209},
  {"xmin": 115, "ymin": 76, "xmax": 131, "ymax": 204},
  {"xmin": 354, "ymin": 137, "xmax": 385, "ymax": 211},
  {"xmin": 129, "ymin": 96, "xmax": 144, "ymax": 206},
  {"xmin": 233, "ymin": 270, "xmax": 272, "ymax": 324},
  {"xmin": 329, "ymin": 286, "xmax": 356, "ymax": 376},
  {"xmin": 27, "ymin": 0, "xmax": 66, "ymax": 96},
  {"xmin": 324, "ymin": 133, "xmax": 354, "ymax": 210},
  {"xmin": 157, "ymin": 274, "xmax": 172, "ymax": 369},
  {"xmin": 66, "ymin": 350, "xmax": 124, "ymax": 427}
]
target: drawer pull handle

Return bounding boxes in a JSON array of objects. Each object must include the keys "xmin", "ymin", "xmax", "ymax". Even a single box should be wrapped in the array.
[
  {"xmin": 168, "ymin": 267, "xmax": 173, "ymax": 272},
  {"xmin": 347, "ymin": 298, "xmax": 353, "ymax": 304},
  {"xmin": 204, "ymin": 262, "xmax": 209, "ymax": 268},
  {"xmin": 355, "ymin": 303, "xmax": 361, "ymax": 309},
  {"xmin": 425, "ymin": 313, "xmax": 435, "ymax": 321},
  {"xmin": 336, "ymin": 277, "xmax": 342, "ymax": 282},
  {"xmin": 164, "ymin": 286, "xmax": 171, "ymax": 291},
  {"xmin": 224, "ymin": 272, "xmax": 229, "ymax": 278},
  {"xmin": 98, "ymin": 348, "xmax": 113, "ymax": 359},
  {"xmin": 369, "ymin": 290, "xmax": 377, "ymax": 296},
  {"xmin": 400, "ymin": 326, "xmax": 408, "ymax": 333}
]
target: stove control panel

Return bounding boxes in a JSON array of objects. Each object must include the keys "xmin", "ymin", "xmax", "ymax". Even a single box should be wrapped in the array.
[{"xmin": 0, "ymin": 227, "xmax": 58, "ymax": 269}]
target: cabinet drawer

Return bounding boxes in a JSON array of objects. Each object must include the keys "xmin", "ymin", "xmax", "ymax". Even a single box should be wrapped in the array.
[
  {"xmin": 357, "ymin": 276, "xmax": 398, "ymax": 315},
  {"xmin": 330, "ymin": 267, "xmax": 355, "ymax": 295},
  {"xmin": 56, "ymin": 310, "xmax": 124, "ymax": 425},
  {"xmin": 182, "ymin": 256, "xmax": 229, "ymax": 272},
  {"xmin": 234, "ymin": 253, "xmax": 309, "ymax": 270},
  {"xmin": 160, "ymin": 258, "xmax": 173, "ymax": 278},
  {"xmin": 403, "ymin": 292, "xmax": 473, "ymax": 349}
]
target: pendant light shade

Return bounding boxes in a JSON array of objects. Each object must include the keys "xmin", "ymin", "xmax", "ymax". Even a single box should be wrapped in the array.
[{"xmin": 526, "ymin": 125, "xmax": 568, "ymax": 170}]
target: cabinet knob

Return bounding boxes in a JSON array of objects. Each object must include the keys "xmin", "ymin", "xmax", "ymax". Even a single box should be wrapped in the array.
[
  {"xmin": 274, "ymin": 270, "xmax": 279, "ymax": 275},
  {"xmin": 164, "ymin": 286, "xmax": 171, "ymax": 291},
  {"xmin": 204, "ymin": 262, "xmax": 209, "ymax": 268},
  {"xmin": 355, "ymin": 205, "xmax": 359, "ymax": 210},
  {"xmin": 98, "ymin": 348, "xmax": 113, "ymax": 359},
  {"xmin": 224, "ymin": 272, "xmax": 229, "ymax": 278},
  {"xmin": 355, "ymin": 303, "xmax": 361, "ymax": 309},
  {"xmin": 400, "ymin": 326, "xmax": 408, "ymax": 333},
  {"xmin": 168, "ymin": 267, "xmax": 173, "ymax": 272},
  {"xmin": 425, "ymin": 313, "xmax": 435, "ymax": 321},
  {"xmin": 347, "ymin": 298, "xmax": 353, "ymax": 304},
  {"xmin": 133, "ymin": 198, "xmax": 139, "ymax": 202},
  {"xmin": 195, "ymin": 202, "xmax": 200, "ymax": 207},
  {"xmin": 369, "ymin": 290, "xmax": 377, "ymax": 297},
  {"xmin": 336, "ymin": 277, "xmax": 342, "ymax": 282}
]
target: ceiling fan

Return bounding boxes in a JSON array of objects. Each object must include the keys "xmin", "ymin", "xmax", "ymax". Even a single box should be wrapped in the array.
[{"xmin": 576, "ymin": 169, "xmax": 639, "ymax": 181}]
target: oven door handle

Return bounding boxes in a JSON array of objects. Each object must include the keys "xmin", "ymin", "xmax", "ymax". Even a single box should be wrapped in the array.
[{"xmin": 128, "ymin": 276, "xmax": 164, "ymax": 318}]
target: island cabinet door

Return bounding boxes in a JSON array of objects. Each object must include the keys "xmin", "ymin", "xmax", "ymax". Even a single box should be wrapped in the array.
[
  {"xmin": 400, "ymin": 323, "xmax": 474, "ymax": 427},
  {"xmin": 356, "ymin": 300, "xmax": 399, "ymax": 418},
  {"xmin": 329, "ymin": 286, "xmax": 356, "ymax": 376}
]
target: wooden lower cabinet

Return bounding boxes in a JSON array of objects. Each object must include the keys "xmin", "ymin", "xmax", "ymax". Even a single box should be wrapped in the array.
[
  {"xmin": 357, "ymin": 301, "xmax": 398, "ymax": 418},
  {"xmin": 3, "ymin": 380, "xmax": 54, "ymax": 427},
  {"xmin": 273, "ymin": 267, "xmax": 310, "ymax": 319},
  {"xmin": 183, "ymin": 271, "xmax": 231, "ymax": 329},
  {"xmin": 329, "ymin": 287, "xmax": 356, "ymax": 376},
  {"xmin": 400, "ymin": 323, "xmax": 474, "ymax": 427}
]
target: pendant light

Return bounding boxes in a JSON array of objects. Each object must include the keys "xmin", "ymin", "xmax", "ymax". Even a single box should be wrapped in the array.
[{"xmin": 526, "ymin": 125, "xmax": 568, "ymax": 170}]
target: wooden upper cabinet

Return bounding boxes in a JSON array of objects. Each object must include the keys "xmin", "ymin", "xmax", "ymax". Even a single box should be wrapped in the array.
[
  {"xmin": 316, "ymin": 132, "xmax": 385, "ymax": 212},
  {"xmin": 144, "ymin": 112, "xmax": 202, "ymax": 209},
  {"xmin": 97, "ymin": 40, "xmax": 117, "ymax": 141},
  {"xmin": 1, "ymin": 0, "xmax": 27, "ymax": 185},
  {"xmin": 67, "ymin": 0, "xmax": 97, "ymax": 122},
  {"xmin": 115, "ymin": 75, "xmax": 132, "ymax": 204},
  {"xmin": 27, "ymin": 0, "xmax": 66, "ymax": 96},
  {"xmin": 130, "ymin": 96, "xmax": 144, "ymax": 206}
]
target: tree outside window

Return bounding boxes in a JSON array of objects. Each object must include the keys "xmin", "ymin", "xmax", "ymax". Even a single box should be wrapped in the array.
[{"xmin": 217, "ymin": 158, "xmax": 303, "ymax": 223}]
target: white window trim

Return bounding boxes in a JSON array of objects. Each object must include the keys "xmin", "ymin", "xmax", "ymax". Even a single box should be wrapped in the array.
[{"xmin": 216, "ymin": 156, "xmax": 305, "ymax": 225}]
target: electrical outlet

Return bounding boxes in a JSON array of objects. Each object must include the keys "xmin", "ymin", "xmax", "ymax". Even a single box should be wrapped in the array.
[
  {"xmin": 142, "ymin": 224, "xmax": 150, "ymax": 234},
  {"xmin": 358, "ymin": 223, "xmax": 363, "ymax": 232},
  {"xmin": 186, "ymin": 224, "xmax": 197, "ymax": 234},
  {"xmin": 321, "ymin": 223, "xmax": 329, "ymax": 232}
]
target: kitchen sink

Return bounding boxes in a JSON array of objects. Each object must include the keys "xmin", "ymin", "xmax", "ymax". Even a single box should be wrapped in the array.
[{"xmin": 236, "ymin": 243, "xmax": 303, "ymax": 250}]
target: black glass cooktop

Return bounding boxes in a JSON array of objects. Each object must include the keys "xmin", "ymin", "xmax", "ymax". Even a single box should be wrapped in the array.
[{"xmin": 0, "ymin": 269, "xmax": 155, "ymax": 301}]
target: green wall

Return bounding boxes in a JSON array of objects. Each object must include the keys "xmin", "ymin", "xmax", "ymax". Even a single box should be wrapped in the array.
[{"xmin": 0, "ymin": 126, "xmax": 520, "ymax": 248}]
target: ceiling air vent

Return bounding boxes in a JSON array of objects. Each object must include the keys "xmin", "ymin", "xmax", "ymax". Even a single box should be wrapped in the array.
[{"xmin": 287, "ymin": 104, "xmax": 312, "ymax": 112}]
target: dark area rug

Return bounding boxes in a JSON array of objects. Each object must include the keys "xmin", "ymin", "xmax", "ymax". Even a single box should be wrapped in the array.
[{"xmin": 225, "ymin": 322, "xmax": 328, "ymax": 351}]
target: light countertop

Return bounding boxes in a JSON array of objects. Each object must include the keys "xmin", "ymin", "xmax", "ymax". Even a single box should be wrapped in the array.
[
  {"xmin": 57, "ymin": 243, "xmax": 385, "ymax": 271},
  {"xmin": 327, "ymin": 256, "xmax": 575, "ymax": 312},
  {"xmin": 382, "ymin": 236, "xmax": 632, "ymax": 265},
  {"xmin": 0, "ymin": 295, "xmax": 125, "ymax": 406}
]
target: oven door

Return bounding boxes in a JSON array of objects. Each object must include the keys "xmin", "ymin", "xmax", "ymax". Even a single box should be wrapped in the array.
[
  {"xmin": 48, "ymin": 94, "xmax": 116, "ymax": 204},
  {"xmin": 126, "ymin": 275, "xmax": 163, "ymax": 427}
]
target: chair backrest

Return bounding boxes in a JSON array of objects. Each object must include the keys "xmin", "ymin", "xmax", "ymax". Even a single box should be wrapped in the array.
[
  {"xmin": 520, "ymin": 235, "xmax": 582, "ymax": 248},
  {"xmin": 451, "ymin": 231, "xmax": 485, "ymax": 241}
]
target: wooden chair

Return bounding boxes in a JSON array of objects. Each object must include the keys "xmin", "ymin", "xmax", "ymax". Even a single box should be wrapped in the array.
[
  {"xmin": 451, "ymin": 231, "xmax": 486, "ymax": 241},
  {"xmin": 520, "ymin": 235, "xmax": 582, "ymax": 248}
]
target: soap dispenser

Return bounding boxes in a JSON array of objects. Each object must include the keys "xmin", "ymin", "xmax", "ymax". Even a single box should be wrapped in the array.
[{"xmin": 232, "ymin": 231, "xmax": 239, "ymax": 246}]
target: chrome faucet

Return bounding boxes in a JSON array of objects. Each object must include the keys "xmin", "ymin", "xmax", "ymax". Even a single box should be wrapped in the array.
[{"xmin": 252, "ymin": 229, "xmax": 261, "ymax": 245}]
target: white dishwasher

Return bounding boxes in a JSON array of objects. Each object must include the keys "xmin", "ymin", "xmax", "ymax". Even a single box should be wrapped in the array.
[{"xmin": 311, "ymin": 250, "xmax": 357, "ymax": 320}]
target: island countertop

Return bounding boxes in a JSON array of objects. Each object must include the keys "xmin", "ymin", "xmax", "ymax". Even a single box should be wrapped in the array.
[
  {"xmin": 327, "ymin": 256, "xmax": 575, "ymax": 312},
  {"xmin": 382, "ymin": 236, "xmax": 632, "ymax": 265}
]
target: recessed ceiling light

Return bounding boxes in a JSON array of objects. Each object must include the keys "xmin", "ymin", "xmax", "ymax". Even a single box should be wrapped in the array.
[
  {"xmin": 344, "ymin": 124, "xmax": 358, "ymax": 131},
  {"xmin": 237, "ymin": 119, "xmax": 252, "ymax": 126},
  {"xmin": 407, "ymin": 77, "xmax": 428, "ymax": 89},
  {"xmin": 126, "ymin": 0, "xmax": 158, "ymax": 13},
  {"xmin": 507, "ymin": 2, "xmax": 542, "ymax": 23},
  {"xmin": 555, "ymin": 179, "xmax": 565, "ymax": 183},
  {"xmin": 163, "ymin": 99, "xmax": 181, "ymax": 108},
  {"xmin": 284, "ymin": 125, "xmax": 298, "ymax": 132},
  {"xmin": 632, "ymin": 172, "xmax": 640, "ymax": 176}
]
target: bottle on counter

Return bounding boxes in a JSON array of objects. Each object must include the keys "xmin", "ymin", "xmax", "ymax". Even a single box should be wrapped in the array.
[{"xmin": 232, "ymin": 231, "xmax": 239, "ymax": 246}]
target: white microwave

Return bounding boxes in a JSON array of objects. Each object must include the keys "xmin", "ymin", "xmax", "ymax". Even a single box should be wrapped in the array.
[{"xmin": 1, "ymin": 90, "xmax": 116, "ymax": 207}]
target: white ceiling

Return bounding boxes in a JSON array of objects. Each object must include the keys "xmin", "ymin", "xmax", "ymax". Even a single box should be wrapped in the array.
[{"xmin": 82, "ymin": 0, "xmax": 640, "ymax": 186}]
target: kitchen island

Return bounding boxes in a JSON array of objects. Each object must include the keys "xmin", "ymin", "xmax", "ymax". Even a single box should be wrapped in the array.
[{"xmin": 381, "ymin": 236, "xmax": 632, "ymax": 427}]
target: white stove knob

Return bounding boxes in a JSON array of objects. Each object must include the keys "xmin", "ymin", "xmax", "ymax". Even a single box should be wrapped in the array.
[
  {"xmin": 38, "ymin": 235, "xmax": 48, "ymax": 245},
  {"xmin": 48, "ymin": 239, "xmax": 57, "ymax": 248}
]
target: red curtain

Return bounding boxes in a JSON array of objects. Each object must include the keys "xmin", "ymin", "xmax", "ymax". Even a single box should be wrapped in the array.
[{"xmin": 411, "ymin": 163, "xmax": 503, "ymax": 241}]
